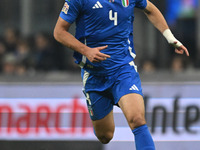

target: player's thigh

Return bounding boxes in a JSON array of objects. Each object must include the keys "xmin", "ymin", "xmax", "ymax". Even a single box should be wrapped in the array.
[
  {"xmin": 92, "ymin": 109, "xmax": 115, "ymax": 136},
  {"xmin": 86, "ymin": 91, "xmax": 115, "ymax": 135},
  {"xmin": 118, "ymin": 93, "xmax": 146, "ymax": 129}
]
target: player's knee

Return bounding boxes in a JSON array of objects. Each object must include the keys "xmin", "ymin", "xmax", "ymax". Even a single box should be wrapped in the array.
[
  {"xmin": 96, "ymin": 132, "xmax": 113, "ymax": 144},
  {"xmin": 128, "ymin": 115, "xmax": 146, "ymax": 130}
]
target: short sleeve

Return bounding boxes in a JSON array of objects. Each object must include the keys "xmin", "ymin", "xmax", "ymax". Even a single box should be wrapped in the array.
[
  {"xmin": 135, "ymin": 0, "xmax": 147, "ymax": 9},
  {"xmin": 59, "ymin": 0, "xmax": 82, "ymax": 24}
]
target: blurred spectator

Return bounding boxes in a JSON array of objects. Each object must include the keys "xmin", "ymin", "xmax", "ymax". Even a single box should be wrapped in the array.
[
  {"xmin": 141, "ymin": 59, "xmax": 156, "ymax": 73},
  {"xmin": 0, "ymin": 30, "xmax": 71, "ymax": 74},
  {"xmin": 0, "ymin": 41, "xmax": 6, "ymax": 54},
  {"xmin": 34, "ymin": 32, "xmax": 56, "ymax": 71},
  {"xmin": 171, "ymin": 56, "xmax": 186, "ymax": 72},
  {"xmin": 2, "ymin": 53, "xmax": 17, "ymax": 75},
  {"xmin": 0, "ymin": 40, "xmax": 6, "ymax": 71},
  {"xmin": 14, "ymin": 39, "xmax": 35, "ymax": 75},
  {"xmin": 3, "ymin": 27, "xmax": 20, "ymax": 52}
]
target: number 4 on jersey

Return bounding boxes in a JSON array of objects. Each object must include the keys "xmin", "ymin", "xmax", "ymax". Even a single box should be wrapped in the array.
[{"xmin": 109, "ymin": 10, "xmax": 117, "ymax": 26}]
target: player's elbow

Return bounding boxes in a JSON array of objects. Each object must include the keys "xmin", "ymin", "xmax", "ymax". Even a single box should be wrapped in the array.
[
  {"xmin": 53, "ymin": 27, "xmax": 60, "ymax": 42},
  {"xmin": 143, "ymin": 1, "xmax": 156, "ymax": 15}
]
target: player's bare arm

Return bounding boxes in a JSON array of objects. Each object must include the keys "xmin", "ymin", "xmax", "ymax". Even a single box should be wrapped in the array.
[
  {"xmin": 54, "ymin": 17, "xmax": 110, "ymax": 63},
  {"xmin": 143, "ymin": 0, "xmax": 189, "ymax": 56}
]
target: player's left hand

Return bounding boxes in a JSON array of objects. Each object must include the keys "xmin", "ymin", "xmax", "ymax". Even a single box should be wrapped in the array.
[
  {"xmin": 163, "ymin": 29, "xmax": 189, "ymax": 56},
  {"xmin": 171, "ymin": 41, "xmax": 189, "ymax": 56}
]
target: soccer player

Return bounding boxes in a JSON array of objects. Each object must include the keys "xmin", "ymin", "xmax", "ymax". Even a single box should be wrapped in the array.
[{"xmin": 54, "ymin": 0, "xmax": 189, "ymax": 149}]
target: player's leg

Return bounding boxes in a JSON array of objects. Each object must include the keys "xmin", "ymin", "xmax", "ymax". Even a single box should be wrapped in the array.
[
  {"xmin": 83, "ymin": 73, "xmax": 115, "ymax": 143},
  {"xmin": 82, "ymin": 70, "xmax": 115, "ymax": 144},
  {"xmin": 118, "ymin": 93, "xmax": 155, "ymax": 150},
  {"xmin": 112, "ymin": 62, "xmax": 155, "ymax": 150},
  {"xmin": 92, "ymin": 110, "xmax": 115, "ymax": 144},
  {"xmin": 118, "ymin": 93, "xmax": 146, "ymax": 130},
  {"xmin": 85, "ymin": 91, "xmax": 115, "ymax": 144}
]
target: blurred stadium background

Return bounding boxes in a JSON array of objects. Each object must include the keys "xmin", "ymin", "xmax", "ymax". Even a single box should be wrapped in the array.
[{"xmin": 0, "ymin": 0, "xmax": 200, "ymax": 150}]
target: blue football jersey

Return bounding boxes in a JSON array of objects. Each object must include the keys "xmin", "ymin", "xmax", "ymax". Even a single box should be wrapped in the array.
[{"xmin": 60, "ymin": 0, "xmax": 147, "ymax": 75}]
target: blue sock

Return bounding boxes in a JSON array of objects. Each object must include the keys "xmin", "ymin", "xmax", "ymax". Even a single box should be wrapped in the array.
[{"xmin": 132, "ymin": 124, "xmax": 155, "ymax": 150}]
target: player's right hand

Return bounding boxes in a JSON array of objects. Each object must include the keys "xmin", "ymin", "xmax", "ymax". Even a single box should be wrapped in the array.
[{"xmin": 85, "ymin": 45, "xmax": 111, "ymax": 63}]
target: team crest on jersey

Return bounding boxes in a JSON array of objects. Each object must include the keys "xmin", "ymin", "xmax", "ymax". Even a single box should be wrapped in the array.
[
  {"xmin": 62, "ymin": 2, "xmax": 69, "ymax": 14},
  {"xmin": 121, "ymin": 0, "xmax": 129, "ymax": 7}
]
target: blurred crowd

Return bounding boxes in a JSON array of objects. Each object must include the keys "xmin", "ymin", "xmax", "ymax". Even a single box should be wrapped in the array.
[
  {"xmin": 0, "ymin": 27, "xmax": 79, "ymax": 76},
  {"xmin": 140, "ymin": 56, "xmax": 190, "ymax": 74},
  {"xmin": 0, "ymin": 0, "xmax": 199, "ymax": 76},
  {"xmin": 0, "ymin": 26, "xmax": 198, "ymax": 76}
]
